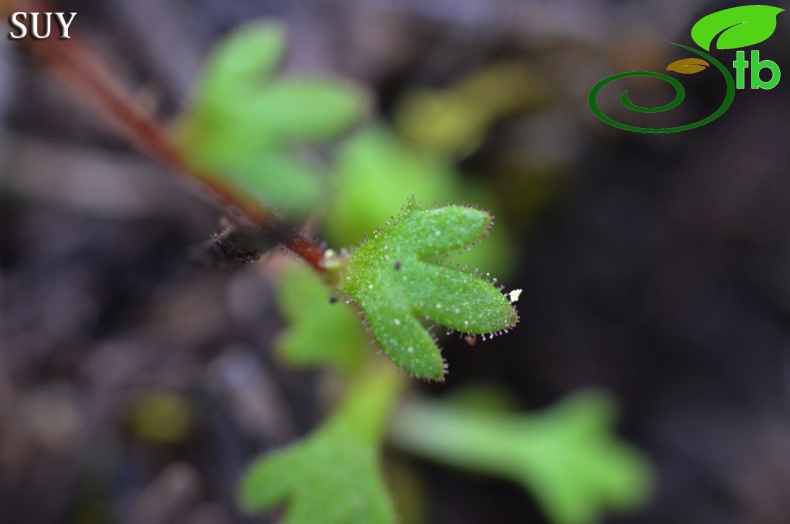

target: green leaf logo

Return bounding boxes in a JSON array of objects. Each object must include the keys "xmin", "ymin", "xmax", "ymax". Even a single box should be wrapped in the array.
[
  {"xmin": 691, "ymin": 5, "xmax": 784, "ymax": 51},
  {"xmin": 337, "ymin": 199, "xmax": 519, "ymax": 381}
]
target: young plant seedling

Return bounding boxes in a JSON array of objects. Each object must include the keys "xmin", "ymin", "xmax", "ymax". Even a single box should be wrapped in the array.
[
  {"xmin": 10, "ymin": 15, "xmax": 653, "ymax": 524},
  {"xmin": 332, "ymin": 198, "xmax": 519, "ymax": 381}
]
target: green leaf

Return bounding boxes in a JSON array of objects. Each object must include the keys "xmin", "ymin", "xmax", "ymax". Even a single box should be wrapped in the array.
[
  {"xmin": 173, "ymin": 23, "xmax": 367, "ymax": 217},
  {"xmin": 337, "ymin": 198, "xmax": 519, "ymax": 381},
  {"xmin": 240, "ymin": 365, "xmax": 405, "ymax": 524},
  {"xmin": 691, "ymin": 6, "xmax": 784, "ymax": 51},
  {"xmin": 276, "ymin": 264, "xmax": 368, "ymax": 374},
  {"xmin": 251, "ymin": 79, "xmax": 368, "ymax": 142},
  {"xmin": 198, "ymin": 22, "xmax": 286, "ymax": 101},
  {"xmin": 327, "ymin": 126, "xmax": 517, "ymax": 281},
  {"xmin": 327, "ymin": 127, "xmax": 460, "ymax": 246},
  {"xmin": 390, "ymin": 389, "xmax": 654, "ymax": 524},
  {"xmin": 394, "ymin": 61, "xmax": 547, "ymax": 158},
  {"xmin": 219, "ymin": 151, "xmax": 324, "ymax": 217},
  {"xmin": 241, "ymin": 429, "xmax": 390, "ymax": 524}
]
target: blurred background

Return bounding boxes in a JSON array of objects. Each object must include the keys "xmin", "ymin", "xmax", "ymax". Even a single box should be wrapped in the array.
[{"xmin": 3, "ymin": 0, "xmax": 790, "ymax": 523}]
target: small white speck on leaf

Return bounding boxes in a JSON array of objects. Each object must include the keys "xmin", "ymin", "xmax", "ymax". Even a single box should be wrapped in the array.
[{"xmin": 508, "ymin": 289, "xmax": 522, "ymax": 303}]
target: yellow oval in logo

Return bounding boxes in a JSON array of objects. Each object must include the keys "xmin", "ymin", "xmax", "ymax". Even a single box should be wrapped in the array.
[{"xmin": 666, "ymin": 57, "xmax": 710, "ymax": 74}]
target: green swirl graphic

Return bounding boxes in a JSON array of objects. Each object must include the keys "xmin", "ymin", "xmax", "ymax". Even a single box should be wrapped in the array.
[{"xmin": 588, "ymin": 43, "xmax": 736, "ymax": 133}]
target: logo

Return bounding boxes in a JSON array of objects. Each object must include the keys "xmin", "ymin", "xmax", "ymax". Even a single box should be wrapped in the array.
[{"xmin": 589, "ymin": 5, "xmax": 783, "ymax": 133}]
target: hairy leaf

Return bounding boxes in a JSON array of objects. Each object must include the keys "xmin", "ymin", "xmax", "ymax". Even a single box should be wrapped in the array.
[
  {"xmin": 337, "ymin": 199, "xmax": 518, "ymax": 381},
  {"xmin": 326, "ymin": 126, "xmax": 516, "ymax": 277},
  {"xmin": 691, "ymin": 6, "xmax": 784, "ymax": 51},
  {"xmin": 390, "ymin": 389, "xmax": 654, "ymax": 524}
]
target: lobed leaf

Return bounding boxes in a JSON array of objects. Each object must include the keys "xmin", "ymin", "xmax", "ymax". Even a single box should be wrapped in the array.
[
  {"xmin": 241, "ymin": 428, "xmax": 392, "ymax": 524},
  {"xmin": 173, "ymin": 23, "xmax": 367, "ymax": 216},
  {"xmin": 240, "ymin": 365, "xmax": 404, "ymax": 524},
  {"xmin": 390, "ymin": 389, "xmax": 654, "ymax": 524},
  {"xmin": 337, "ymin": 199, "xmax": 518, "ymax": 381}
]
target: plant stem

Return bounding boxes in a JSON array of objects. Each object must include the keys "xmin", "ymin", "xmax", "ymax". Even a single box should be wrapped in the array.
[{"xmin": 2, "ymin": 0, "xmax": 327, "ymax": 273}]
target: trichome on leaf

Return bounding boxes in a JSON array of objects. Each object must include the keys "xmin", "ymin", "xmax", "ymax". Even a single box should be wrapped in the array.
[{"xmin": 334, "ymin": 198, "xmax": 519, "ymax": 381}]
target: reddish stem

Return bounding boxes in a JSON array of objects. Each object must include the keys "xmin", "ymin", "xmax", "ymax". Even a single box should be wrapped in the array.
[{"xmin": 2, "ymin": 0, "xmax": 326, "ymax": 272}]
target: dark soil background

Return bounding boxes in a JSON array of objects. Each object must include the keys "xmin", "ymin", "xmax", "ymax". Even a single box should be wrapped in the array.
[{"xmin": 3, "ymin": 1, "xmax": 790, "ymax": 523}]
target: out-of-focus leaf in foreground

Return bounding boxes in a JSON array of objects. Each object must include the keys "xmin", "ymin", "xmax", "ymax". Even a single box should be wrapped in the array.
[
  {"xmin": 390, "ymin": 389, "xmax": 654, "ymax": 524},
  {"xmin": 240, "ymin": 365, "xmax": 404, "ymax": 524}
]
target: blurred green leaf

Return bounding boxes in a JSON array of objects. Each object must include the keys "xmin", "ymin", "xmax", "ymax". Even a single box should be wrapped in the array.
[
  {"xmin": 396, "ymin": 91, "xmax": 487, "ymax": 158},
  {"xmin": 173, "ymin": 23, "xmax": 367, "ymax": 217},
  {"xmin": 327, "ymin": 127, "xmax": 458, "ymax": 245},
  {"xmin": 440, "ymin": 382, "xmax": 522, "ymax": 413},
  {"xmin": 327, "ymin": 126, "xmax": 515, "ymax": 276},
  {"xmin": 337, "ymin": 198, "xmax": 518, "ymax": 381},
  {"xmin": 252, "ymin": 79, "xmax": 368, "ymax": 142},
  {"xmin": 240, "ymin": 365, "xmax": 405, "ymax": 524},
  {"xmin": 220, "ymin": 152, "xmax": 324, "ymax": 217},
  {"xmin": 276, "ymin": 264, "xmax": 368, "ymax": 374},
  {"xmin": 390, "ymin": 390, "xmax": 654, "ymax": 524},
  {"xmin": 395, "ymin": 62, "xmax": 547, "ymax": 158},
  {"xmin": 199, "ymin": 22, "xmax": 286, "ymax": 98}
]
